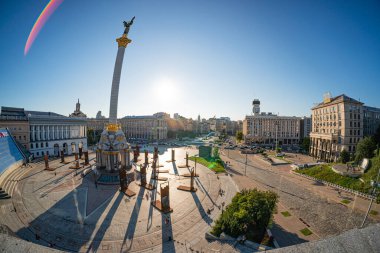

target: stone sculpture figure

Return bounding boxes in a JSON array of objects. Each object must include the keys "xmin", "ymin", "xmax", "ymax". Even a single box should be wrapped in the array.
[{"xmin": 123, "ymin": 16, "xmax": 135, "ymax": 35}]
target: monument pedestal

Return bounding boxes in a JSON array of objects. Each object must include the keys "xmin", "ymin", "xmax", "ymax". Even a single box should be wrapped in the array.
[
  {"xmin": 70, "ymin": 154, "xmax": 81, "ymax": 169},
  {"xmin": 178, "ymin": 168, "xmax": 197, "ymax": 192},
  {"xmin": 177, "ymin": 185, "xmax": 197, "ymax": 192},
  {"xmin": 151, "ymin": 182, "xmax": 173, "ymax": 213},
  {"xmin": 120, "ymin": 187, "xmax": 136, "ymax": 197},
  {"xmin": 182, "ymin": 173, "xmax": 199, "ymax": 177},
  {"xmin": 151, "ymin": 200, "xmax": 173, "ymax": 213}
]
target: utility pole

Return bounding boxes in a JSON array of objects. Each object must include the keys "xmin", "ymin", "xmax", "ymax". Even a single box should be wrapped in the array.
[
  {"xmin": 275, "ymin": 122, "xmax": 278, "ymax": 152},
  {"xmin": 361, "ymin": 166, "xmax": 380, "ymax": 228},
  {"xmin": 244, "ymin": 153, "xmax": 247, "ymax": 176}
]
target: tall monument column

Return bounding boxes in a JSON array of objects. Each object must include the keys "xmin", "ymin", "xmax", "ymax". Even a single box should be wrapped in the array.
[
  {"xmin": 109, "ymin": 36, "xmax": 131, "ymax": 124},
  {"xmin": 96, "ymin": 17, "xmax": 135, "ymax": 185},
  {"xmin": 109, "ymin": 17, "xmax": 134, "ymax": 124}
]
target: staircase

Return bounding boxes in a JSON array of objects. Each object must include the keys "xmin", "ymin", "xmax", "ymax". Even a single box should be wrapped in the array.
[{"xmin": 0, "ymin": 187, "xmax": 10, "ymax": 199}]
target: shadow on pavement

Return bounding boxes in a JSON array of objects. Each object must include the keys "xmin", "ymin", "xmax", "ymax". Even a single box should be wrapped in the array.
[
  {"xmin": 270, "ymin": 222, "xmax": 308, "ymax": 247},
  {"xmin": 161, "ymin": 212, "xmax": 175, "ymax": 252},
  {"xmin": 121, "ymin": 184, "xmax": 146, "ymax": 252},
  {"xmin": 191, "ymin": 191, "xmax": 213, "ymax": 225}
]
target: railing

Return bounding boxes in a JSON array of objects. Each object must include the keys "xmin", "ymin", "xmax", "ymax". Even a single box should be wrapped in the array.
[{"xmin": 293, "ymin": 170, "xmax": 376, "ymax": 200}]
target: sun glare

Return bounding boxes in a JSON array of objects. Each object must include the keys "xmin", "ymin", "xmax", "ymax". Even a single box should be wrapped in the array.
[{"xmin": 153, "ymin": 77, "xmax": 180, "ymax": 101}]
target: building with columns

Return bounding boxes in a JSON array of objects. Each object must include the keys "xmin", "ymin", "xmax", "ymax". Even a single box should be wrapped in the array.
[
  {"xmin": 309, "ymin": 94, "xmax": 364, "ymax": 162},
  {"xmin": 119, "ymin": 115, "xmax": 168, "ymax": 140},
  {"xmin": 87, "ymin": 114, "xmax": 168, "ymax": 141},
  {"xmin": 310, "ymin": 94, "xmax": 380, "ymax": 162},
  {"xmin": 28, "ymin": 111, "xmax": 87, "ymax": 158}
]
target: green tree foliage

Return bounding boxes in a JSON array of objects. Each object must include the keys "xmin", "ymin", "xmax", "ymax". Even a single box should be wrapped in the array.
[
  {"xmin": 236, "ymin": 131, "xmax": 243, "ymax": 142},
  {"xmin": 87, "ymin": 129, "xmax": 96, "ymax": 145},
  {"xmin": 301, "ymin": 137, "xmax": 310, "ymax": 151},
  {"xmin": 213, "ymin": 147, "xmax": 220, "ymax": 159},
  {"xmin": 355, "ymin": 137, "xmax": 377, "ymax": 163},
  {"xmin": 340, "ymin": 149, "xmax": 350, "ymax": 164},
  {"xmin": 211, "ymin": 189, "xmax": 278, "ymax": 239}
]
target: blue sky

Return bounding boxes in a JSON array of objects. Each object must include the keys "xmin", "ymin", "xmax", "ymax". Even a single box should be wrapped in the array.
[{"xmin": 1, "ymin": 0, "xmax": 379, "ymax": 120}]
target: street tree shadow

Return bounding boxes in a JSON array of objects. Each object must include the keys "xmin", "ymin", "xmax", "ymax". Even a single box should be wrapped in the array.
[
  {"xmin": 191, "ymin": 191, "xmax": 213, "ymax": 225},
  {"xmin": 270, "ymin": 222, "xmax": 308, "ymax": 247}
]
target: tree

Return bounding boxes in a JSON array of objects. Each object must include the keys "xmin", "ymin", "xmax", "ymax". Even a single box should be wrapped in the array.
[
  {"xmin": 236, "ymin": 131, "xmax": 243, "ymax": 142},
  {"xmin": 340, "ymin": 149, "xmax": 350, "ymax": 164},
  {"xmin": 210, "ymin": 189, "xmax": 278, "ymax": 240},
  {"xmin": 213, "ymin": 147, "xmax": 219, "ymax": 159},
  {"xmin": 355, "ymin": 137, "xmax": 377, "ymax": 163},
  {"xmin": 301, "ymin": 137, "xmax": 310, "ymax": 152}
]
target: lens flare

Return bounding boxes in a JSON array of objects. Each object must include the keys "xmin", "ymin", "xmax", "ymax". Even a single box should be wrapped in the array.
[{"xmin": 24, "ymin": 0, "xmax": 64, "ymax": 55}]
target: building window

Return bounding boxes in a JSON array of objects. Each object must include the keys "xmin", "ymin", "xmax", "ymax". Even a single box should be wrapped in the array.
[
  {"xmin": 31, "ymin": 143, "xmax": 33, "ymax": 149},
  {"xmin": 42, "ymin": 151, "xmax": 44, "ymax": 156},
  {"xmin": 37, "ymin": 152, "xmax": 39, "ymax": 156},
  {"xmin": 41, "ymin": 143, "xmax": 44, "ymax": 148},
  {"xmin": 46, "ymin": 142, "xmax": 48, "ymax": 147},
  {"xmin": 349, "ymin": 146, "xmax": 351, "ymax": 152},
  {"xmin": 36, "ymin": 143, "xmax": 38, "ymax": 148}
]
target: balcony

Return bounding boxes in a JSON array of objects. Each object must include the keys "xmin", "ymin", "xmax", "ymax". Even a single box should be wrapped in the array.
[{"xmin": 310, "ymin": 132, "xmax": 338, "ymax": 141}]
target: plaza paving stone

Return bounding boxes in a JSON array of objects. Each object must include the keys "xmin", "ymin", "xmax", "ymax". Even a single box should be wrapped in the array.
[
  {"xmin": 0, "ymin": 147, "xmax": 256, "ymax": 253},
  {"xmin": 220, "ymin": 149, "xmax": 380, "ymax": 247}
]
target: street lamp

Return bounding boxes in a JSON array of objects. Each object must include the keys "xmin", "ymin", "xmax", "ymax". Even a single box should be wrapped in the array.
[{"xmin": 244, "ymin": 153, "xmax": 248, "ymax": 176}]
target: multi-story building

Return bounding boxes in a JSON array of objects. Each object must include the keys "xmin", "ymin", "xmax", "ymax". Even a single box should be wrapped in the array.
[
  {"xmin": 363, "ymin": 106, "xmax": 380, "ymax": 137},
  {"xmin": 87, "ymin": 114, "xmax": 168, "ymax": 141},
  {"xmin": 28, "ymin": 110, "xmax": 88, "ymax": 158},
  {"xmin": 119, "ymin": 116, "xmax": 167, "ymax": 140},
  {"xmin": 243, "ymin": 113, "xmax": 301, "ymax": 145},
  {"xmin": 0, "ymin": 107, "xmax": 30, "ymax": 150},
  {"xmin": 209, "ymin": 117, "xmax": 237, "ymax": 135},
  {"xmin": 243, "ymin": 100, "xmax": 301, "ymax": 145},
  {"xmin": 300, "ymin": 116, "xmax": 312, "ymax": 139},
  {"xmin": 309, "ymin": 94, "xmax": 364, "ymax": 162}
]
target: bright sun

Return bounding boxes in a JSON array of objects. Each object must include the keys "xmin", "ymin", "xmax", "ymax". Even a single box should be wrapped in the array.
[{"xmin": 153, "ymin": 77, "xmax": 180, "ymax": 101}]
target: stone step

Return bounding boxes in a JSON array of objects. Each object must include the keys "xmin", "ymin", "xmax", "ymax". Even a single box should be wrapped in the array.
[
  {"xmin": 0, "ymin": 194, "xmax": 11, "ymax": 199},
  {"xmin": 0, "ymin": 192, "xmax": 8, "ymax": 198}
]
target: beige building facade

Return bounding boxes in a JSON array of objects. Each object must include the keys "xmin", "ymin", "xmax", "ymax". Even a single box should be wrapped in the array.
[
  {"xmin": 119, "ymin": 116, "xmax": 167, "ymax": 140},
  {"xmin": 0, "ymin": 107, "xmax": 30, "ymax": 150},
  {"xmin": 243, "ymin": 114, "xmax": 301, "ymax": 145},
  {"xmin": 309, "ymin": 94, "xmax": 364, "ymax": 162}
]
